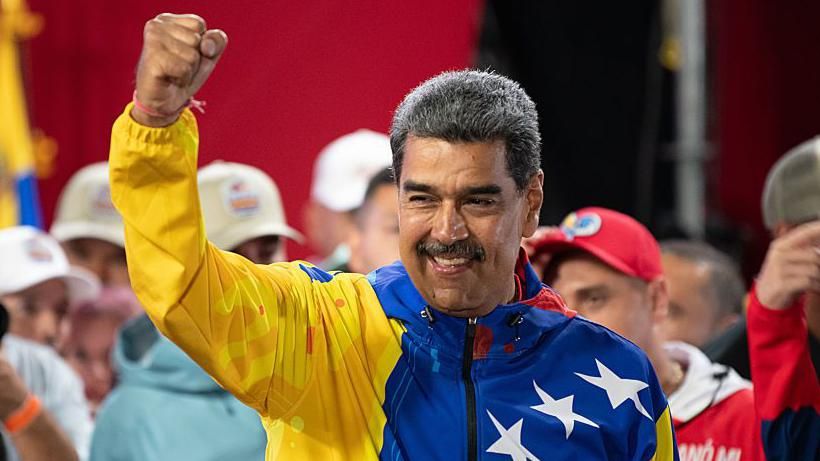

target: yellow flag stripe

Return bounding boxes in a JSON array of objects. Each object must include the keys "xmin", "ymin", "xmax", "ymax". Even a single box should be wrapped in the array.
[{"xmin": 651, "ymin": 406, "xmax": 677, "ymax": 461}]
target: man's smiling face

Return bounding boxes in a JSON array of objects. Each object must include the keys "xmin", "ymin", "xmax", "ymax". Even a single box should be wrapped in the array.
[{"xmin": 398, "ymin": 136, "xmax": 543, "ymax": 318}]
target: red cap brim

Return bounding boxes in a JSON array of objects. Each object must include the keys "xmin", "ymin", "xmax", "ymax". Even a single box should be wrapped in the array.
[{"xmin": 532, "ymin": 238, "xmax": 640, "ymax": 279}]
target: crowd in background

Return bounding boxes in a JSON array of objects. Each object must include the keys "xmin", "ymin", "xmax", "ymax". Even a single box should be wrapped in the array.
[
  {"xmin": 1, "ymin": 99, "xmax": 819, "ymax": 461},
  {"xmin": 0, "ymin": 120, "xmax": 820, "ymax": 460},
  {"xmin": 1, "ymin": 0, "xmax": 818, "ymax": 458}
]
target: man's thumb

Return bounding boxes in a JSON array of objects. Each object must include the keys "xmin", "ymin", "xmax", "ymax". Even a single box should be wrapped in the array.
[
  {"xmin": 200, "ymin": 29, "xmax": 228, "ymax": 59},
  {"xmin": 190, "ymin": 29, "xmax": 228, "ymax": 94}
]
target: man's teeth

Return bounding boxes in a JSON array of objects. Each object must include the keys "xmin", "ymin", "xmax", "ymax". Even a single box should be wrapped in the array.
[{"xmin": 432, "ymin": 256, "xmax": 470, "ymax": 266}]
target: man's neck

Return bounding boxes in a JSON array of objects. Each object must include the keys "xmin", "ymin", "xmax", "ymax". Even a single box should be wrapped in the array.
[
  {"xmin": 510, "ymin": 274, "xmax": 522, "ymax": 303},
  {"xmin": 437, "ymin": 275, "xmax": 519, "ymax": 319},
  {"xmin": 646, "ymin": 340, "xmax": 685, "ymax": 396}
]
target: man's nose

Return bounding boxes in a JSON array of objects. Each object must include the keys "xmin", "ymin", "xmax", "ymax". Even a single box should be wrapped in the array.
[{"xmin": 430, "ymin": 203, "xmax": 469, "ymax": 244}]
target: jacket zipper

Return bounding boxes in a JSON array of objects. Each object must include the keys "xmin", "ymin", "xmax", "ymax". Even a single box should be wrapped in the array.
[{"xmin": 463, "ymin": 317, "xmax": 478, "ymax": 461}]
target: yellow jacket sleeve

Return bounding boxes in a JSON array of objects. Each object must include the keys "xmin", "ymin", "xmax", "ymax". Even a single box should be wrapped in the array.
[
  {"xmin": 109, "ymin": 105, "xmax": 321, "ymax": 417},
  {"xmin": 651, "ymin": 406, "xmax": 678, "ymax": 461}
]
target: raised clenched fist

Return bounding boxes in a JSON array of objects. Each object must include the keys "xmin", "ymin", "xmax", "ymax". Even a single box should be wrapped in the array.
[{"xmin": 132, "ymin": 13, "xmax": 227, "ymax": 127}]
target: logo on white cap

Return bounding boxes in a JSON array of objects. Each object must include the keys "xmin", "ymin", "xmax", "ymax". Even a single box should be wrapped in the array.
[
  {"xmin": 222, "ymin": 179, "xmax": 260, "ymax": 218},
  {"xmin": 24, "ymin": 236, "xmax": 54, "ymax": 263},
  {"xmin": 560, "ymin": 212, "xmax": 602, "ymax": 241},
  {"xmin": 89, "ymin": 184, "xmax": 119, "ymax": 220}
]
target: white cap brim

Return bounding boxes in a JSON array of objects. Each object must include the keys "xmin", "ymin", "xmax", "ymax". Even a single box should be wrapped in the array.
[
  {"xmin": 63, "ymin": 266, "xmax": 101, "ymax": 303},
  {"xmin": 0, "ymin": 266, "xmax": 101, "ymax": 304},
  {"xmin": 213, "ymin": 222, "xmax": 305, "ymax": 251},
  {"xmin": 51, "ymin": 222, "xmax": 125, "ymax": 247}
]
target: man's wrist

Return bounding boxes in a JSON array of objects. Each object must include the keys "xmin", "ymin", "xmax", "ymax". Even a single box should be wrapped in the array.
[
  {"xmin": 3, "ymin": 394, "xmax": 42, "ymax": 434},
  {"xmin": 752, "ymin": 284, "xmax": 803, "ymax": 313},
  {"xmin": 757, "ymin": 293, "xmax": 791, "ymax": 311},
  {"xmin": 129, "ymin": 105, "xmax": 180, "ymax": 128},
  {"xmin": 130, "ymin": 91, "xmax": 186, "ymax": 127},
  {"xmin": 754, "ymin": 280, "xmax": 792, "ymax": 311}
]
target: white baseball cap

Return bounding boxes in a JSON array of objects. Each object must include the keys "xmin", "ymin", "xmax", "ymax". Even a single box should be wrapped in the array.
[
  {"xmin": 762, "ymin": 135, "xmax": 820, "ymax": 230},
  {"xmin": 198, "ymin": 161, "xmax": 304, "ymax": 250},
  {"xmin": 310, "ymin": 129, "xmax": 393, "ymax": 212},
  {"xmin": 0, "ymin": 226, "xmax": 101, "ymax": 302},
  {"xmin": 50, "ymin": 162, "xmax": 125, "ymax": 247}
]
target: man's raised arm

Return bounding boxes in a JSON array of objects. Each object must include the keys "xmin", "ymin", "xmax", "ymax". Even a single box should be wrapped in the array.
[
  {"xmin": 109, "ymin": 14, "xmax": 319, "ymax": 418},
  {"xmin": 752, "ymin": 221, "xmax": 820, "ymax": 459}
]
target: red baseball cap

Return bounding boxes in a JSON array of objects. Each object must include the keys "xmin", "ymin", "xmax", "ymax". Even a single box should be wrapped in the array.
[{"xmin": 532, "ymin": 207, "xmax": 663, "ymax": 282}]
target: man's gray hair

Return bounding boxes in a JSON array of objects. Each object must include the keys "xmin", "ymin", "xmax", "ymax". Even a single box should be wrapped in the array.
[
  {"xmin": 660, "ymin": 240, "xmax": 746, "ymax": 317},
  {"xmin": 390, "ymin": 70, "xmax": 541, "ymax": 191}
]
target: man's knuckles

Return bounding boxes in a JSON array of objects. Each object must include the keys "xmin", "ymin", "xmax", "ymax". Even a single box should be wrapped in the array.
[
  {"xmin": 141, "ymin": 43, "xmax": 200, "ymax": 80},
  {"xmin": 163, "ymin": 58, "xmax": 196, "ymax": 82},
  {"xmin": 155, "ymin": 13, "xmax": 206, "ymax": 33},
  {"xmin": 145, "ymin": 24, "xmax": 199, "ymax": 51},
  {"xmin": 170, "ymin": 45, "xmax": 200, "ymax": 66}
]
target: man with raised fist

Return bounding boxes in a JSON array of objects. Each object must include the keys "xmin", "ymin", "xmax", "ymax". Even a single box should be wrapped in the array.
[{"xmin": 110, "ymin": 14, "xmax": 678, "ymax": 460}]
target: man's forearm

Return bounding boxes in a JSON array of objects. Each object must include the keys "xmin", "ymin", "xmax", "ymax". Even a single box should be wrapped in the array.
[
  {"xmin": 11, "ymin": 411, "xmax": 78, "ymax": 461},
  {"xmin": 748, "ymin": 287, "xmax": 820, "ymax": 460},
  {"xmin": 748, "ymin": 288, "xmax": 819, "ymax": 414}
]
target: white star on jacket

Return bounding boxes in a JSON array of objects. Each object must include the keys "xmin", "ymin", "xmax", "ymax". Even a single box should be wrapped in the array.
[
  {"xmin": 486, "ymin": 410, "xmax": 540, "ymax": 461},
  {"xmin": 575, "ymin": 359, "xmax": 652, "ymax": 420},
  {"xmin": 530, "ymin": 381, "xmax": 599, "ymax": 439}
]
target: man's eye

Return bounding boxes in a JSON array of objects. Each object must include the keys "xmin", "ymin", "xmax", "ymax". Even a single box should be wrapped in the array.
[
  {"xmin": 408, "ymin": 195, "xmax": 431, "ymax": 203},
  {"xmin": 110, "ymin": 250, "xmax": 128, "ymax": 265},
  {"xmin": 668, "ymin": 304, "xmax": 684, "ymax": 319},
  {"xmin": 68, "ymin": 245, "xmax": 88, "ymax": 260},
  {"xmin": 22, "ymin": 300, "xmax": 40, "ymax": 315},
  {"xmin": 580, "ymin": 295, "xmax": 606, "ymax": 311},
  {"xmin": 466, "ymin": 198, "xmax": 495, "ymax": 206},
  {"xmin": 76, "ymin": 350, "xmax": 89, "ymax": 362}
]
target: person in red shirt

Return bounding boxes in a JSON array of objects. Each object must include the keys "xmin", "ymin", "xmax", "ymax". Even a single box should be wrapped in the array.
[
  {"xmin": 532, "ymin": 207, "xmax": 764, "ymax": 460},
  {"xmin": 750, "ymin": 136, "xmax": 820, "ymax": 460}
]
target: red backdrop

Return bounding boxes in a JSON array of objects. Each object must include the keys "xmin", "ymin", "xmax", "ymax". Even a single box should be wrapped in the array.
[
  {"xmin": 25, "ymin": 0, "xmax": 481, "ymax": 259},
  {"xmin": 713, "ymin": 0, "xmax": 820, "ymax": 267},
  {"xmin": 23, "ymin": 1, "xmax": 820, "ymax": 266}
]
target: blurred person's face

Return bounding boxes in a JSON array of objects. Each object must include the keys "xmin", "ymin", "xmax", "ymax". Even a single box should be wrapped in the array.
[
  {"xmin": 304, "ymin": 201, "xmax": 354, "ymax": 259},
  {"xmin": 2, "ymin": 278, "xmax": 68, "ymax": 345},
  {"xmin": 548, "ymin": 253, "xmax": 664, "ymax": 351},
  {"xmin": 660, "ymin": 253, "xmax": 737, "ymax": 348},
  {"xmin": 61, "ymin": 313, "xmax": 122, "ymax": 414},
  {"xmin": 398, "ymin": 137, "xmax": 542, "ymax": 317},
  {"xmin": 232, "ymin": 235, "xmax": 284, "ymax": 264},
  {"xmin": 63, "ymin": 238, "xmax": 129, "ymax": 286},
  {"xmin": 348, "ymin": 183, "xmax": 400, "ymax": 273}
]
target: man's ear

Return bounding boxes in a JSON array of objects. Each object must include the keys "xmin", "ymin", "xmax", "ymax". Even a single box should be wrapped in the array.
[
  {"xmin": 716, "ymin": 312, "xmax": 740, "ymax": 335},
  {"xmin": 346, "ymin": 227, "xmax": 363, "ymax": 273},
  {"xmin": 773, "ymin": 221, "xmax": 792, "ymax": 239},
  {"xmin": 522, "ymin": 170, "xmax": 544, "ymax": 238},
  {"xmin": 648, "ymin": 277, "xmax": 670, "ymax": 326}
]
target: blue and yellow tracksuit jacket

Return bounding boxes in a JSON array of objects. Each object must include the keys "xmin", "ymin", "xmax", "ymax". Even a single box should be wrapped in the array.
[{"xmin": 109, "ymin": 105, "xmax": 678, "ymax": 460}]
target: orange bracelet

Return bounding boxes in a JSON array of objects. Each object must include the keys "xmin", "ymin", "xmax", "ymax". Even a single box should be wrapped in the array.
[{"xmin": 4, "ymin": 394, "xmax": 42, "ymax": 434}]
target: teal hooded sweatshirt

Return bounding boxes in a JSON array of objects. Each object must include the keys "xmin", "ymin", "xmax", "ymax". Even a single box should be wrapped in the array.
[{"xmin": 90, "ymin": 315, "xmax": 266, "ymax": 461}]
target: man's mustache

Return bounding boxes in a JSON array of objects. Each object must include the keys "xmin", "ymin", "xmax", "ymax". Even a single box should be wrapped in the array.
[{"xmin": 416, "ymin": 239, "xmax": 486, "ymax": 262}]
